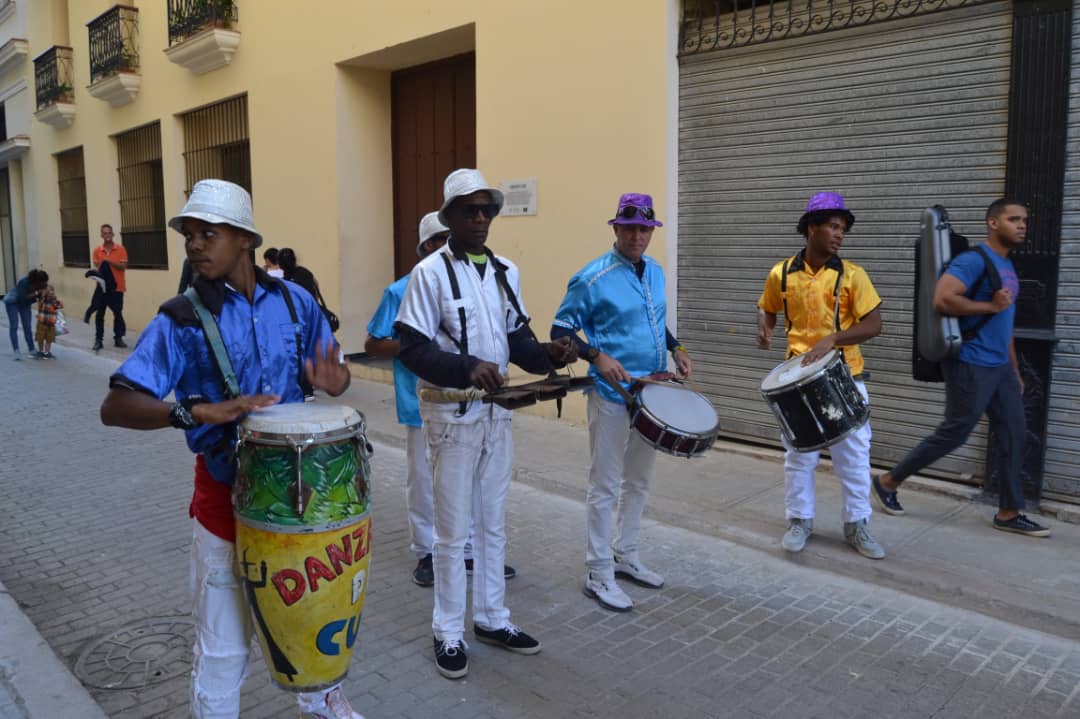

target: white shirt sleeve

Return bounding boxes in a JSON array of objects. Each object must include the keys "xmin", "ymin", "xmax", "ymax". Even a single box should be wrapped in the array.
[{"xmin": 395, "ymin": 262, "xmax": 442, "ymax": 340}]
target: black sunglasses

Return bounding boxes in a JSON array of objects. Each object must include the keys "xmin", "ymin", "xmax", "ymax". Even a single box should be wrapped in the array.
[
  {"xmin": 456, "ymin": 203, "xmax": 500, "ymax": 220},
  {"xmin": 616, "ymin": 205, "xmax": 655, "ymax": 221}
]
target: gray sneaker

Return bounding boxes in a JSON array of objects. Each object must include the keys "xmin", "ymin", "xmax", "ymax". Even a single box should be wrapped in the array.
[
  {"xmin": 782, "ymin": 518, "xmax": 813, "ymax": 553},
  {"xmin": 844, "ymin": 519, "xmax": 885, "ymax": 560}
]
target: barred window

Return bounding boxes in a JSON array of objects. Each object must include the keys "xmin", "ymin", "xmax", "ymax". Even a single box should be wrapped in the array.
[
  {"xmin": 57, "ymin": 147, "xmax": 91, "ymax": 268},
  {"xmin": 181, "ymin": 94, "xmax": 251, "ymax": 194},
  {"xmin": 116, "ymin": 122, "xmax": 167, "ymax": 269}
]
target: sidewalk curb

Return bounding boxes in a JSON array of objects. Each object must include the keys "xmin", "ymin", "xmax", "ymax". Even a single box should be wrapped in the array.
[{"xmin": 0, "ymin": 579, "xmax": 108, "ymax": 719}]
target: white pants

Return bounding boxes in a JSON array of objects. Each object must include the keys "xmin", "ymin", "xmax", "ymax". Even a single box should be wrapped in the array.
[
  {"xmin": 585, "ymin": 392, "xmax": 657, "ymax": 574},
  {"xmin": 189, "ymin": 521, "xmax": 348, "ymax": 718},
  {"xmin": 781, "ymin": 381, "xmax": 873, "ymax": 523},
  {"xmin": 406, "ymin": 425, "xmax": 435, "ymax": 558},
  {"xmin": 426, "ymin": 417, "xmax": 513, "ymax": 641}
]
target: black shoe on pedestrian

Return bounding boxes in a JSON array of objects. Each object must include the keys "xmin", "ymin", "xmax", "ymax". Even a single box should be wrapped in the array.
[
  {"xmin": 871, "ymin": 475, "xmax": 905, "ymax": 516},
  {"xmin": 114, "ymin": 338, "xmax": 128, "ymax": 348},
  {"xmin": 992, "ymin": 513, "xmax": 1051, "ymax": 538},
  {"xmin": 92, "ymin": 340, "xmax": 103, "ymax": 352},
  {"xmin": 413, "ymin": 553, "xmax": 434, "ymax": 587},
  {"xmin": 473, "ymin": 623, "xmax": 541, "ymax": 655},
  {"xmin": 463, "ymin": 558, "xmax": 516, "ymax": 579},
  {"xmin": 433, "ymin": 637, "xmax": 468, "ymax": 679}
]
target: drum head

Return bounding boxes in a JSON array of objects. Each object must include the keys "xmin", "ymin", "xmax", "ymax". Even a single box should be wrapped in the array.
[
  {"xmin": 639, "ymin": 383, "xmax": 718, "ymax": 433},
  {"xmin": 242, "ymin": 403, "xmax": 363, "ymax": 436},
  {"xmin": 761, "ymin": 350, "xmax": 838, "ymax": 392}
]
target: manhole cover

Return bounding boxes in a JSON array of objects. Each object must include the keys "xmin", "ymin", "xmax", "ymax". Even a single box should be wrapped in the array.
[{"xmin": 74, "ymin": 616, "xmax": 196, "ymax": 689}]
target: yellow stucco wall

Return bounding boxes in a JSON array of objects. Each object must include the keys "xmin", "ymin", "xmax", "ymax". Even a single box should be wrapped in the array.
[{"xmin": 26, "ymin": 0, "xmax": 675, "ymax": 421}]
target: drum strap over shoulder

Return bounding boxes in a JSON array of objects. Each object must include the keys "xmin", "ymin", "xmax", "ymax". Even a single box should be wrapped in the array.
[
  {"xmin": 184, "ymin": 287, "xmax": 241, "ymax": 399},
  {"xmin": 439, "ymin": 253, "xmax": 469, "ymax": 416}
]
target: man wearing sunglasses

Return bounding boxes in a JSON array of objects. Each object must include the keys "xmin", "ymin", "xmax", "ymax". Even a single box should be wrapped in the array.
[
  {"xmin": 551, "ymin": 193, "xmax": 692, "ymax": 612},
  {"xmin": 394, "ymin": 169, "xmax": 577, "ymax": 680}
]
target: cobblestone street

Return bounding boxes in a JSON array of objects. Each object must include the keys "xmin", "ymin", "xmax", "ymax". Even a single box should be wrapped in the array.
[{"xmin": 1, "ymin": 343, "xmax": 1078, "ymax": 718}]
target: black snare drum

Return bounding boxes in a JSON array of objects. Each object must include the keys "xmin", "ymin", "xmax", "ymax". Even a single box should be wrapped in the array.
[{"xmin": 760, "ymin": 350, "xmax": 868, "ymax": 453}]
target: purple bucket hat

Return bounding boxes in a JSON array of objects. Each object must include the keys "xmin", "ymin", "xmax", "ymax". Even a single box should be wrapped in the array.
[
  {"xmin": 608, "ymin": 192, "xmax": 663, "ymax": 227},
  {"xmin": 797, "ymin": 191, "xmax": 855, "ymax": 234}
]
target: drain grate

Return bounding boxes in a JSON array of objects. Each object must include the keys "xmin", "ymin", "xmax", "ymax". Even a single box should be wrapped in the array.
[{"xmin": 74, "ymin": 616, "xmax": 196, "ymax": 690}]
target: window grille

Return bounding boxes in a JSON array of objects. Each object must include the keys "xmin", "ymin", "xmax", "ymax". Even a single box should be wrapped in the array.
[
  {"xmin": 116, "ymin": 122, "xmax": 167, "ymax": 269},
  {"xmin": 181, "ymin": 94, "xmax": 251, "ymax": 195},
  {"xmin": 57, "ymin": 147, "xmax": 91, "ymax": 268}
]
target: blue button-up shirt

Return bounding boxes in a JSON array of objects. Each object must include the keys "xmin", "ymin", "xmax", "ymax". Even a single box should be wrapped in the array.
[
  {"xmin": 553, "ymin": 248, "xmax": 668, "ymax": 404},
  {"xmin": 112, "ymin": 276, "xmax": 333, "ymax": 486},
  {"xmin": 367, "ymin": 273, "xmax": 421, "ymax": 428}
]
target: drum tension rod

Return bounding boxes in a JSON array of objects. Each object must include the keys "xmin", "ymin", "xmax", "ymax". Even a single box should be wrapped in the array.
[{"xmin": 293, "ymin": 437, "xmax": 315, "ymax": 515}]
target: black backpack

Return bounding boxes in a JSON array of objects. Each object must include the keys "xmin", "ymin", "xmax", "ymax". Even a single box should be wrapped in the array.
[{"xmin": 912, "ymin": 207, "xmax": 1001, "ymax": 383}]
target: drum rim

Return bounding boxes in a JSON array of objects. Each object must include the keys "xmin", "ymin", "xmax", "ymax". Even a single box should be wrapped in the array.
[
  {"xmin": 760, "ymin": 350, "xmax": 841, "ymax": 393},
  {"xmin": 234, "ymin": 507, "xmax": 370, "ymax": 533},
  {"xmin": 239, "ymin": 422, "xmax": 366, "ymax": 447}
]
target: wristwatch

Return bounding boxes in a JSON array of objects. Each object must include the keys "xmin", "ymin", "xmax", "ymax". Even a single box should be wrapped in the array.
[
  {"xmin": 584, "ymin": 347, "xmax": 601, "ymax": 363},
  {"xmin": 169, "ymin": 395, "xmax": 208, "ymax": 430}
]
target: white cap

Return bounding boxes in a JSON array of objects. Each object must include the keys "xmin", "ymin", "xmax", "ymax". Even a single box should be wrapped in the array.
[
  {"xmin": 437, "ymin": 168, "xmax": 504, "ymax": 226},
  {"xmin": 168, "ymin": 179, "xmax": 263, "ymax": 248},
  {"xmin": 417, "ymin": 211, "xmax": 449, "ymax": 256}
]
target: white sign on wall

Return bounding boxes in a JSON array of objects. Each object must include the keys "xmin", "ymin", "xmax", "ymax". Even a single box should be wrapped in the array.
[{"xmin": 499, "ymin": 179, "xmax": 537, "ymax": 216}]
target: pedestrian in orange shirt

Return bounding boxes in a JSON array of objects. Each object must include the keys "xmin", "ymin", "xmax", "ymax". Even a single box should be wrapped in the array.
[{"xmin": 91, "ymin": 223, "xmax": 128, "ymax": 351}]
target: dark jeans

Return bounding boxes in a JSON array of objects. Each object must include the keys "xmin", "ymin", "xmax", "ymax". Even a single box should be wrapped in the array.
[
  {"xmin": 94, "ymin": 291, "xmax": 126, "ymax": 342},
  {"xmin": 892, "ymin": 359, "xmax": 1026, "ymax": 511},
  {"xmin": 5, "ymin": 302, "xmax": 33, "ymax": 352}
]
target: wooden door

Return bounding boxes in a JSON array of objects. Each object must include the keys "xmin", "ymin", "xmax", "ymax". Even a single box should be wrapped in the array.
[{"xmin": 391, "ymin": 53, "xmax": 476, "ymax": 278}]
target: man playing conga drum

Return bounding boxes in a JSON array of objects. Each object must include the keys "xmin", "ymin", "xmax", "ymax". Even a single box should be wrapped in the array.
[
  {"xmin": 394, "ymin": 168, "xmax": 576, "ymax": 679},
  {"xmin": 757, "ymin": 192, "xmax": 886, "ymax": 560},
  {"xmin": 100, "ymin": 180, "xmax": 363, "ymax": 719},
  {"xmin": 551, "ymin": 193, "xmax": 692, "ymax": 612}
]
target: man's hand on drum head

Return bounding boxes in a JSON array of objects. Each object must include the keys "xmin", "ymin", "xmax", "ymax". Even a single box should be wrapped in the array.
[
  {"xmin": 594, "ymin": 352, "xmax": 632, "ymax": 385},
  {"xmin": 672, "ymin": 347, "xmax": 693, "ymax": 379},
  {"xmin": 305, "ymin": 340, "xmax": 351, "ymax": 397},
  {"xmin": 193, "ymin": 395, "xmax": 280, "ymax": 425},
  {"xmin": 802, "ymin": 335, "xmax": 837, "ymax": 366},
  {"xmin": 469, "ymin": 361, "xmax": 504, "ymax": 393}
]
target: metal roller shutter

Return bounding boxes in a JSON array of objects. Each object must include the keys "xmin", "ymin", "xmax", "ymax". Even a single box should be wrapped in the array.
[
  {"xmin": 678, "ymin": 1, "xmax": 1012, "ymax": 477},
  {"xmin": 1044, "ymin": 2, "xmax": 1080, "ymax": 501}
]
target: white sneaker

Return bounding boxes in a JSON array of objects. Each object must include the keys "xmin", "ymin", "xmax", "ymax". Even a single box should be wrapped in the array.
[
  {"xmin": 613, "ymin": 554, "xmax": 665, "ymax": 588},
  {"xmin": 297, "ymin": 686, "xmax": 365, "ymax": 719},
  {"xmin": 583, "ymin": 571, "xmax": 633, "ymax": 612},
  {"xmin": 782, "ymin": 518, "xmax": 813, "ymax": 553}
]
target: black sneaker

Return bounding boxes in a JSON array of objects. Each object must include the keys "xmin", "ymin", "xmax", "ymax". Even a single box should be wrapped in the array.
[
  {"xmin": 114, "ymin": 338, "xmax": 128, "ymax": 348},
  {"xmin": 433, "ymin": 637, "xmax": 468, "ymax": 679},
  {"xmin": 473, "ymin": 623, "xmax": 541, "ymax": 655},
  {"xmin": 993, "ymin": 514, "xmax": 1051, "ymax": 538},
  {"xmin": 412, "ymin": 554, "xmax": 434, "ymax": 587},
  {"xmin": 92, "ymin": 340, "xmax": 103, "ymax": 352},
  {"xmin": 871, "ymin": 475, "xmax": 905, "ymax": 516},
  {"xmin": 464, "ymin": 558, "xmax": 517, "ymax": 579}
]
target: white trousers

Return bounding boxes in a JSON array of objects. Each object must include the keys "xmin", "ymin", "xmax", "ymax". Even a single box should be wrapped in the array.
[
  {"xmin": 426, "ymin": 417, "xmax": 513, "ymax": 641},
  {"xmin": 189, "ymin": 521, "xmax": 349, "ymax": 718},
  {"xmin": 406, "ymin": 425, "xmax": 435, "ymax": 558},
  {"xmin": 585, "ymin": 392, "xmax": 657, "ymax": 574},
  {"xmin": 781, "ymin": 381, "xmax": 873, "ymax": 524}
]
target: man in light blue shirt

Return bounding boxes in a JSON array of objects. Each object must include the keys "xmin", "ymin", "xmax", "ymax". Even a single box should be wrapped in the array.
[{"xmin": 552, "ymin": 193, "xmax": 692, "ymax": 612}]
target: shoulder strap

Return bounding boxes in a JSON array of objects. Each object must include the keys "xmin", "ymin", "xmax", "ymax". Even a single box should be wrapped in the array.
[
  {"xmin": 183, "ymin": 288, "xmax": 241, "ymax": 399},
  {"xmin": 277, "ymin": 282, "xmax": 315, "ymax": 399},
  {"xmin": 439, "ymin": 253, "xmax": 469, "ymax": 416},
  {"xmin": 959, "ymin": 246, "xmax": 1003, "ymax": 341},
  {"xmin": 780, "ymin": 258, "xmax": 792, "ymax": 336},
  {"xmin": 487, "ymin": 250, "xmax": 529, "ymax": 330}
]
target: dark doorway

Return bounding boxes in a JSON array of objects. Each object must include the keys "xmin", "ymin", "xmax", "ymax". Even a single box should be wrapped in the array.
[{"xmin": 391, "ymin": 52, "xmax": 476, "ymax": 278}]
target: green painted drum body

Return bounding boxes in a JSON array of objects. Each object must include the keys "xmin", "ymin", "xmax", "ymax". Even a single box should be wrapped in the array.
[{"xmin": 233, "ymin": 403, "xmax": 372, "ymax": 692}]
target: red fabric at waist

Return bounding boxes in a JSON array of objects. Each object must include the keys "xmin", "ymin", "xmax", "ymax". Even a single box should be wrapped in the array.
[{"xmin": 189, "ymin": 454, "xmax": 236, "ymax": 543}]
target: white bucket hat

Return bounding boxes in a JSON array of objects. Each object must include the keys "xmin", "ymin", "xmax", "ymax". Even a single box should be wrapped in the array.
[
  {"xmin": 168, "ymin": 179, "xmax": 263, "ymax": 248},
  {"xmin": 437, "ymin": 168, "xmax": 504, "ymax": 226},
  {"xmin": 417, "ymin": 211, "xmax": 449, "ymax": 256}
]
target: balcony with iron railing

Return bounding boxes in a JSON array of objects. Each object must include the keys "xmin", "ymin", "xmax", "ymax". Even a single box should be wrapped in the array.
[
  {"xmin": 33, "ymin": 46, "xmax": 76, "ymax": 128},
  {"xmin": 87, "ymin": 5, "xmax": 141, "ymax": 106},
  {"xmin": 165, "ymin": 0, "xmax": 240, "ymax": 75}
]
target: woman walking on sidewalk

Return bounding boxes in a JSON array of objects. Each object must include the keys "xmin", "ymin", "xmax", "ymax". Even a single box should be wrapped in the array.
[{"xmin": 4, "ymin": 269, "xmax": 48, "ymax": 360}]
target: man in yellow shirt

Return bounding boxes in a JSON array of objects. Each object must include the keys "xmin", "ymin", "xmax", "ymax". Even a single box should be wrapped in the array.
[{"xmin": 757, "ymin": 192, "xmax": 885, "ymax": 559}]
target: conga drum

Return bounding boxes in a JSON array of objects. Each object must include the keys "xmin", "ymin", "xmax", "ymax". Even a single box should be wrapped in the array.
[
  {"xmin": 760, "ymin": 350, "xmax": 868, "ymax": 453},
  {"xmin": 233, "ymin": 403, "xmax": 372, "ymax": 692}
]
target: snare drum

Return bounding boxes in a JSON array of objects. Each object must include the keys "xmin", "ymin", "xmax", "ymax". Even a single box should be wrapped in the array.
[
  {"xmin": 233, "ymin": 403, "xmax": 372, "ymax": 692},
  {"xmin": 760, "ymin": 350, "xmax": 868, "ymax": 453},
  {"xmin": 628, "ymin": 381, "xmax": 720, "ymax": 458}
]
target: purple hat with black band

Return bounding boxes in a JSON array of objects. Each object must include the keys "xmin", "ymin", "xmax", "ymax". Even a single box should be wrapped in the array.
[
  {"xmin": 797, "ymin": 191, "xmax": 855, "ymax": 234},
  {"xmin": 608, "ymin": 193, "xmax": 663, "ymax": 228}
]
